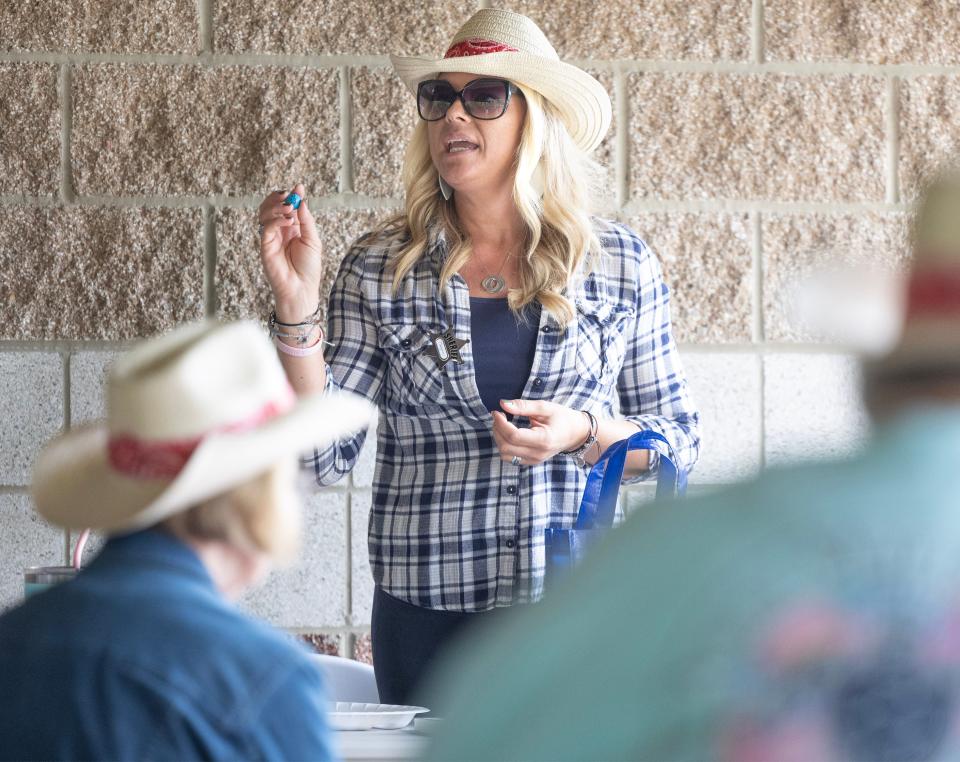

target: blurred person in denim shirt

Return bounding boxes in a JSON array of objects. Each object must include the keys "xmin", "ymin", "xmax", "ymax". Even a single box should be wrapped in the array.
[
  {"xmin": 423, "ymin": 174, "xmax": 960, "ymax": 761},
  {"xmin": 0, "ymin": 320, "xmax": 372, "ymax": 761}
]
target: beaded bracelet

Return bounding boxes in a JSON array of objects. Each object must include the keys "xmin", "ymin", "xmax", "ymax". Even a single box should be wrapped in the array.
[
  {"xmin": 273, "ymin": 334, "xmax": 324, "ymax": 357},
  {"xmin": 561, "ymin": 409, "xmax": 599, "ymax": 467},
  {"xmin": 268, "ymin": 301, "xmax": 323, "ymax": 345}
]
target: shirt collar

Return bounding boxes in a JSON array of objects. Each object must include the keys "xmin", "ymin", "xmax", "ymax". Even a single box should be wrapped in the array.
[{"xmin": 91, "ymin": 527, "xmax": 215, "ymax": 589}]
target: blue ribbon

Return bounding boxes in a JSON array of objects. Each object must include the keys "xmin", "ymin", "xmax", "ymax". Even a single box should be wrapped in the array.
[{"xmin": 574, "ymin": 430, "xmax": 686, "ymax": 530}]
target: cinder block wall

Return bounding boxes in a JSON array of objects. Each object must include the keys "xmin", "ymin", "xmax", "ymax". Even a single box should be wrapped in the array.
[{"xmin": 2, "ymin": 1, "xmax": 957, "ymax": 658}]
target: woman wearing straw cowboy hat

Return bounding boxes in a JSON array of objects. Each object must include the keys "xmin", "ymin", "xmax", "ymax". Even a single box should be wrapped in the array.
[
  {"xmin": 0, "ymin": 321, "xmax": 373, "ymax": 760},
  {"xmin": 257, "ymin": 9, "xmax": 700, "ymax": 703}
]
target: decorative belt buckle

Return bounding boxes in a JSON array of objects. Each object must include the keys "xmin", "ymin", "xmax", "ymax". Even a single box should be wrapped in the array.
[{"xmin": 424, "ymin": 329, "xmax": 469, "ymax": 369}]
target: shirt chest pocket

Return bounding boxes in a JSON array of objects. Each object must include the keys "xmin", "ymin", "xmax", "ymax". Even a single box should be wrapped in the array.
[
  {"xmin": 378, "ymin": 323, "xmax": 448, "ymax": 412},
  {"xmin": 574, "ymin": 298, "xmax": 635, "ymax": 385}
]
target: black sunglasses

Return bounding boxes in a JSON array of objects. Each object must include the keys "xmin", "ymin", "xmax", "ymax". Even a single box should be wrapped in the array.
[{"xmin": 417, "ymin": 78, "xmax": 522, "ymax": 121}]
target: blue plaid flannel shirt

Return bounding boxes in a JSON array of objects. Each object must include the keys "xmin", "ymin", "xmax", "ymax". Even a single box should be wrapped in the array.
[{"xmin": 307, "ymin": 219, "xmax": 700, "ymax": 611}]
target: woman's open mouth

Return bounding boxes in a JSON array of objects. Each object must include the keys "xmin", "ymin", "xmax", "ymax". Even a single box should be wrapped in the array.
[{"xmin": 446, "ymin": 140, "xmax": 479, "ymax": 154}]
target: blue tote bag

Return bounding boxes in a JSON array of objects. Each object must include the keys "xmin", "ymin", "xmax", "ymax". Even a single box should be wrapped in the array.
[{"xmin": 544, "ymin": 430, "xmax": 687, "ymax": 590}]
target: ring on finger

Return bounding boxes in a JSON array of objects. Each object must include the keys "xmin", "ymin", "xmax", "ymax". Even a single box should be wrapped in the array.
[
  {"xmin": 510, "ymin": 455, "xmax": 522, "ymax": 467},
  {"xmin": 258, "ymin": 214, "xmax": 290, "ymax": 235}
]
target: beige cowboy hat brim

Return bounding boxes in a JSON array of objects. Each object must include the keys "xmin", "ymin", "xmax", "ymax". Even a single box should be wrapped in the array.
[
  {"xmin": 32, "ymin": 391, "xmax": 375, "ymax": 533},
  {"xmin": 390, "ymin": 51, "xmax": 612, "ymax": 155}
]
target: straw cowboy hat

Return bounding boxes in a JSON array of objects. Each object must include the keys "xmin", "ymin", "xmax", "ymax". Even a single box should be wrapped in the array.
[
  {"xmin": 866, "ymin": 171, "xmax": 960, "ymax": 387},
  {"xmin": 390, "ymin": 8, "xmax": 612, "ymax": 154},
  {"xmin": 32, "ymin": 320, "xmax": 375, "ymax": 532}
]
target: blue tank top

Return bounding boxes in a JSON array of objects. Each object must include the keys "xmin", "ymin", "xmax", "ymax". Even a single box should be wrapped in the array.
[{"xmin": 469, "ymin": 297, "xmax": 539, "ymax": 413}]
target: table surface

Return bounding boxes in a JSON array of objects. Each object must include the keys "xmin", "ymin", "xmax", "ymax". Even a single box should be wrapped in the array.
[{"xmin": 333, "ymin": 717, "xmax": 440, "ymax": 761}]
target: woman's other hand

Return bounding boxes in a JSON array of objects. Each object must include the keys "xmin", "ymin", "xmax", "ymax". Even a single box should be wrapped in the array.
[
  {"xmin": 491, "ymin": 400, "xmax": 591, "ymax": 466},
  {"xmin": 257, "ymin": 183, "xmax": 324, "ymax": 322}
]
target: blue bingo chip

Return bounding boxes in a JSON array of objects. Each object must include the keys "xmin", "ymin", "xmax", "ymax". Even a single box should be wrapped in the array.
[{"xmin": 283, "ymin": 193, "xmax": 302, "ymax": 209}]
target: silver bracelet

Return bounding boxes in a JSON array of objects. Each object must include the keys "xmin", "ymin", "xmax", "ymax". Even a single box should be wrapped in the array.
[
  {"xmin": 561, "ymin": 410, "xmax": 598, "ymax": 467},
  {"xmin": 268, "ymin": 302, "xmax": 323, "ymax": 345}
]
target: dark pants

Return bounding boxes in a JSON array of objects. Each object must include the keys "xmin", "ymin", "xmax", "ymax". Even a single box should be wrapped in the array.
[{"xmin": 371, "ymin": 587, "xmax": 509, "ymax": 707}]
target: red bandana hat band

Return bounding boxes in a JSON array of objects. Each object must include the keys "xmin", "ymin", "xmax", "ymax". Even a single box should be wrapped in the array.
[
  {"xmin": 904, "ymin": 264, "xmax": 960, "ymax": 320},
  {"xmin": 107, "ymin": 385, "xmax": 297, "ymax": 480},
  {"xmin": 444, "ymin": 38, "xmax": 519, "ymax": 59}
]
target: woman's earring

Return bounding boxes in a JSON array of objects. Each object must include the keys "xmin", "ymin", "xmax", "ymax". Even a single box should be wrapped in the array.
[
  {"xmin": 532, "ymin": 162, "xmax": 546, "ymax": 198},
  {"xmin": 439, "ymin": 175, "xmax": 454, "ymax": 201}
]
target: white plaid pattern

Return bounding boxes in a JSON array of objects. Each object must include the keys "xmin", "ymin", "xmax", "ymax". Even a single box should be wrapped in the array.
[{"xmin": 306, "ymin": 220, "xmax": 700, "ymax": 611}]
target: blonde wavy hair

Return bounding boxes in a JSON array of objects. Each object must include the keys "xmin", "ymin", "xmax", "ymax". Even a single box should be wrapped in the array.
[{"xmin": 379, "ymin": 86, "xmax": 604, "ymax": 327}]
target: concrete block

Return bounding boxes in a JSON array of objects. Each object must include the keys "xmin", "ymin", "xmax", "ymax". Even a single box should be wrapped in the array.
[
  {"xmin": 213, "ymin": 0, "xmax": 472, "ymax": 55},
  {"xmin": 72, "ymin": 64, "xmax": 339, "ymax": 196},
  {"xmin": 764, "ymin": 353, "xmax": 870, "ymax": 467},
  {"xmin": 0, "ymin": 1, "xmax": 199, "ymax": 53},
  {"xmin": 0, "ymin": 206, "xmax": 203, "ymax": 340},
  {"xmin": 0, "ymin": 64, "xmax": 59, "ymax": 196},
  {"xmin": 628, "ymin": 212, "xmax": 753, "ymax": 343},
  {"xmin": 628, "ymin": 72, "xmax": 885, "ymax": 202},
  {"xmin": 900, "ymin": 76, "xmax": 960, "ymax": 201},
  {"xmin": 683, "ymin": 352, "xmax": 762, "ymax": 484},
  {"xmin": 490, "ymin": 1, "xmax": 750, "ymax": 61},
  {"xmin": 0, "ymin": 353, "xmax": 63, "ymax": 486},
  {"xmin": 69, "ymin": 351, "xmax": 119, "ymax": 425},
  {"xmin": 240, "ymin": 491, "xmax": 348, "ymax": 629},
  {"xmin": 350, "ymin": 491, "xmax": 373, "ymax": 626},
  {"xmin": 767, "ymin": 1, "xmax": 960, "ymax": 65}
]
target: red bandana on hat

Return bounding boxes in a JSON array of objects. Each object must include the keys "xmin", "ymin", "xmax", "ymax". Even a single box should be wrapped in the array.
[
  {"xmin": 444, "ymin": 37, "xmax": 519, "ymax": 58},
  {"xmin": 905, "ymin": 267, "xmax": 960, "ymax": 319}
]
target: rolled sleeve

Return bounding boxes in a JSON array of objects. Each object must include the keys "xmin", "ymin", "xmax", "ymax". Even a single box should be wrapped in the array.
[
  {"xmin": 303, "ymin": 242, "xmax": 386, "ymax": 487},
  {"xmin": 616, "ymin": 239, "xmax": 701, "ymax": 485}
]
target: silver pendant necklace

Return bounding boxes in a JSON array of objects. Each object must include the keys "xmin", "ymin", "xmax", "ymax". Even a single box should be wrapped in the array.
[{"xmin": 477, "ymin": 250, "xmax": 513, "ymax": 294}]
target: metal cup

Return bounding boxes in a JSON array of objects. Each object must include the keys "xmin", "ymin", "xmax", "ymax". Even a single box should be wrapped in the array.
[{"xmin": 23, "ymin": 565, "xmax": 77, "ymax": 599}]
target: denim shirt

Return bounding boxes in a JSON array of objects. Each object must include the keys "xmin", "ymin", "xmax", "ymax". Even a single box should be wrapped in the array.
[{"xmin": 0, "ymin": 529, "xmax": 333, "ymax": 761}]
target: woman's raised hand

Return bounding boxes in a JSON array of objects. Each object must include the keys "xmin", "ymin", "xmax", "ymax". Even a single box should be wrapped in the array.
[{"xmin": 258, "ymin": 183, "xmax": 324, "ymax": 322}]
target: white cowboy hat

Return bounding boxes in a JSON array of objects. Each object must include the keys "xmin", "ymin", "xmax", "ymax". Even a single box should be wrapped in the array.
[
  {"xmin": 31, "ymin": 320, "xmax": 375, "ymax": 532},
  {"xmin": 866, "ymin": 171, "xmax": 960, "ymax": 386},
  {"xmin": 390, "ymin": 8, "xmax": 612, "ymax": 154}
]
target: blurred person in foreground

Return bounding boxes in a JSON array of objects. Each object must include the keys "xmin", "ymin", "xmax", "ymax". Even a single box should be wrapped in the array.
[
  {"xmin": 424, "ymin": 173, "xmax": 960, "ymax": 761},
  {"xmin": 0, "ymin": 320, "xmax": 372, "ymax": 761}
]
